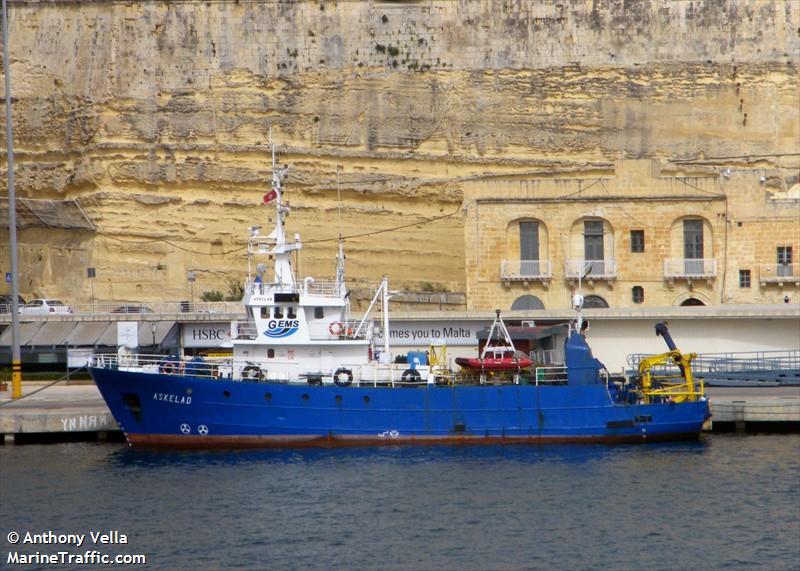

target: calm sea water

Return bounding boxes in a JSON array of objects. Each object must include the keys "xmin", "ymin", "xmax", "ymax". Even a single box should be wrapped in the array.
[{"xmin": 1, "ymin": 435, "xmax": 799, "ymax": 571}]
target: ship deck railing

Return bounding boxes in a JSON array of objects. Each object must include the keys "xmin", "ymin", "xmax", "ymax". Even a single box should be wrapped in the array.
[
  {"xmin": 246, "ymin": 279, "xmax": 344, "ymax": 299},
  {"xmin": 91, "ymin": 353, "xmax": 231, "ymax": 379},
  {"xmin": 533, "ymin": 365, "xmax": 569, "ymax": 385},
  {"xmin": 89, "ymin": 354, "xmax": 578, "ymax": 389}
]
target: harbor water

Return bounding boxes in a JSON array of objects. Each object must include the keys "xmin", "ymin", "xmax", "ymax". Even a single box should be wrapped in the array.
[{"xmin": 2, "ymin": 435, "xmax": 799, "ymax": 571}]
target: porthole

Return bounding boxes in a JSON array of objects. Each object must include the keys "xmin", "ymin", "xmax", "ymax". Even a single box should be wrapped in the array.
[
  {"xmin": 186, "ymin": 388, "xmax": 193, "ymax": 395},
  {"xmin": 223, "ymin": 390, "xmax": 231, "ymax": 398},
  {"xmin": 264, "ymin": 392, "xmax": 272, "ymax": 401},
  {"xmin": 302, "ymin": 394, "xmax": 310, "ymax": 401},
  {"xmin": 335, "ymin": 395, "xmax": 343, "ymax": 404},
  {"xmin": 363, "ymin": 396, "xmax": 370, "ymax": 404}
]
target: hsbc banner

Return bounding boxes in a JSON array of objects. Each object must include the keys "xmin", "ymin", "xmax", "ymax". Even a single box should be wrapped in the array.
[{"xmin": 182, "ymin": 322, "xmax": 233, "ymax": 348}]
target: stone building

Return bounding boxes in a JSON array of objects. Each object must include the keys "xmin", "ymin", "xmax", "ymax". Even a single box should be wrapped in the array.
[{"xmin": 463, "ymin": 160, "xmax": 799, "ymax": 310}]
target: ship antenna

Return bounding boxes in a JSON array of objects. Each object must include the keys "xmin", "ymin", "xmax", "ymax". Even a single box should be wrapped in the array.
[
  {"xmin": 263, "ymin": 126, "xmax": 296, "ymax": 287},
  {"xmin": 336, "ymin": 165, "xmax": 343, "ymax": 238},
  {"xmin": 335, "ymin": 165, "xmax": 348, "ymax": 303}
]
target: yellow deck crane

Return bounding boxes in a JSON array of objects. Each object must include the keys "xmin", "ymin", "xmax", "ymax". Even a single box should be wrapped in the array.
[{"xmin": 637, "ymin": 322, "xmax": 705, "ymax": 404}]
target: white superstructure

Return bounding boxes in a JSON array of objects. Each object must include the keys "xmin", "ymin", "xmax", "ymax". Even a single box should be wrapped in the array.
[{"xmin": 231, "ymin": 144, "xmax": 423, "ymax": 385}]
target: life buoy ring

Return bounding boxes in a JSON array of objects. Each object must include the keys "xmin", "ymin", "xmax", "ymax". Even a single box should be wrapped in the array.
[
  {"xmin": 242, "ymin": 365, "xmax": 263, "ymax": 381},
  {"xmin": 328, "ymin": 322, "xmax": 343, "ymax": 336},
  {"xmin": 160, "ymin": 361, "xmax": 177, "ymax": 375},
  {"xmin": 401, "ymin": 368, "xmax": 422, "ymax": 384},
  {"xmin": 333, "ymin": 368, "xmax": 353, "ymax": 387}
]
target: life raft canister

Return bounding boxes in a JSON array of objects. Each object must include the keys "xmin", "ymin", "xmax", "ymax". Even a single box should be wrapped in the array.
[{"xmin": 333, "ymin": 368, "xmax": 353, "ymax": 387}]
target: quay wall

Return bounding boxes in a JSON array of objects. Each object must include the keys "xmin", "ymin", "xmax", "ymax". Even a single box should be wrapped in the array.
[{"xmin": 0, "ymin": 0, "xmax": 797, "ymax": 308}]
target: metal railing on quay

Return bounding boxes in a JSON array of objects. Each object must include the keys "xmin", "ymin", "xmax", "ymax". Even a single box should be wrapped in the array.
[
  {"xmin": 627, "ymin": 350, "xmax": 800, "ymax": 374},
  {"xmin": 9, "ymin": 301, "xmax": 245, "ymax": 318}
]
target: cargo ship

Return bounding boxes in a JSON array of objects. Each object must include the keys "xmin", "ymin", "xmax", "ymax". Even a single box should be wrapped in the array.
[{"xmin": 89, "ymin": 146, "xmax": 711, "ymax": 448}]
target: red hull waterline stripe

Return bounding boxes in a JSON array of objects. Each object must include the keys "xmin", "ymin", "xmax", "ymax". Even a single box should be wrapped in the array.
[{"xmin": 126, "ymin": 432, "xmax": 702, "ymax": 449}]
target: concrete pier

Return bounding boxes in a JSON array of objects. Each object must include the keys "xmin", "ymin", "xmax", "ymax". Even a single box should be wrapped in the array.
[
  {"xmin": 706, "ymin": 387, "xmax": 800, "ymax": 432},
  {"xmin": 1, "ymin": 383, "xmax": 797, "ymax": 444},
  {"xmin": 0, "ymin": 382, "xmax": 120, "ymax": 444}
]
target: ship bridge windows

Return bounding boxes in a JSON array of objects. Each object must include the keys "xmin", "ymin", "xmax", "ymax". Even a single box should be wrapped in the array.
[
  {"xmin": 288, "ymin": 307, "xmax": 297, "ymax": 319},
  {"xmin": 261, "ymin": 307, "xmax": 269, "ymax": 318},
  {"xmin": 274, "ymin": 307, "xmax": 284, "ymax": 319}
]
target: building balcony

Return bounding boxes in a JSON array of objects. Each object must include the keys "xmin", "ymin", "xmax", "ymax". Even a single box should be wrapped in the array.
[
  {"xmin": 759, "ymin": 263, "xmax": 799, "ymax": 285},
  {"xmin": 564, "ymin": 259, "xmax": 617, "ymax": 280},
  {"xmin": 663, "ymin": 258, "xmax": 717, "ymax": 281},
  {"xmin": 500, "ymin": 260, "xmax": 552, "ymax": 282}
]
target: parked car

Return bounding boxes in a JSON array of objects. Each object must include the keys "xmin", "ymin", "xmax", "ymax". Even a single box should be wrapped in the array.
[
  {"xmin": 0, "ymin": 294, "xmax": 27, "ymax": 314},
  {"xmin": 111, "ymin": 305, "xmax": 154, "ymax": 314},
  {"xmin": 19, "ymin": 299, "xmax": 73, "ymax": 315}
]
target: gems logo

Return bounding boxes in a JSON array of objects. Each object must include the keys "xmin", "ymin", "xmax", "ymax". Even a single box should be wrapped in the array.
[{"xmin": 264, "ymin": 319, "xmax": 300, "ymax": 338}]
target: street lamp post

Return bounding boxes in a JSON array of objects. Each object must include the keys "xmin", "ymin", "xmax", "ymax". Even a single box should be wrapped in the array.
[
  {"xmin": 2, "ymin": 0, "xmax": 22, "ymax": 399},
  {"xmin": 88, "ymin": 267, "xmax": 96, "ymax": 312},
  {"xmin": 187, "ymin": 271, "xmax": 195, "ymax": 311}
]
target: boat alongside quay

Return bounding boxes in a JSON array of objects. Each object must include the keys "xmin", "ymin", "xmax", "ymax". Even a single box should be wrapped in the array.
[{"xmin": 87, "ymin": 147, "xmax": 711, "ymax": 449}]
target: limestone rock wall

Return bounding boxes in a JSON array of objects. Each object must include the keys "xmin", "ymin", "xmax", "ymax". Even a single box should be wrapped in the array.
[{"xmin": 0, "ymin": 0, "xmax": 797, "ymax": 305}]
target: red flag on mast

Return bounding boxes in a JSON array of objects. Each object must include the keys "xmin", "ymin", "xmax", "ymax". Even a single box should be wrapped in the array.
[{"xmin": 263, "ymin": 190, "xmax": 277, "ymax": 204}]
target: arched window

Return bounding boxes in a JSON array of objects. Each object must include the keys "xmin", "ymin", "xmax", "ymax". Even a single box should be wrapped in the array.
[
  {"xmin": 511, "ymin": 295, "xmax": 545, "ymax": 310},
  {"xmin": 680, "ymin": 298, "xmax": 705, "ymax": 306},
  {"xmin": 583, "ymin": 295, "xmax": 609, "ymax": 309}
]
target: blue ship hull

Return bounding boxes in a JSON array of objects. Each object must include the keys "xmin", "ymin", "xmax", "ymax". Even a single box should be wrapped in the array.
[{"xmin": 90, "ymin": 368, "xmax": 711, "ymax": 448}]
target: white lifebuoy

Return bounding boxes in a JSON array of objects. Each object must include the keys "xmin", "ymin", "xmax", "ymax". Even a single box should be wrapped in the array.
[
  {"xmin": 333, "ymin": 368, "xmax": 353, "ymax": 387},
  {"xmin": 242, "ymin": 365, "xmax": 263, "ymax": 381},
  {"xmin": 328, "ymin": 322, "xmax": 344, "ymax": 336}
]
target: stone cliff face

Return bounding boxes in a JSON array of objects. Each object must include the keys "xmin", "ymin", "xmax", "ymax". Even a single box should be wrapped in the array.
[{"xmin": 0, "ymin": 0, "xmax": 797, "ymax": 305}]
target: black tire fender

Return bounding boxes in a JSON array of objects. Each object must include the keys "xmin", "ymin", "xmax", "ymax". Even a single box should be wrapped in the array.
[{"xmin": 401, "ymin": 368, "xmax": 422, "ymax": 384}]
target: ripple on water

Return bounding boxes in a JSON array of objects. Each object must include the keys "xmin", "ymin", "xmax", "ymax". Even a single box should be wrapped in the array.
[{"xmin": 1, "ymin": 435, "xmax": 799, "ymax": 571}]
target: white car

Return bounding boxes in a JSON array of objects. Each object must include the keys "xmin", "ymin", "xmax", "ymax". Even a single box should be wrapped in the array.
[{"xmin": 19, "ymin": 299, "xmax": 74, "ymax": 315}]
